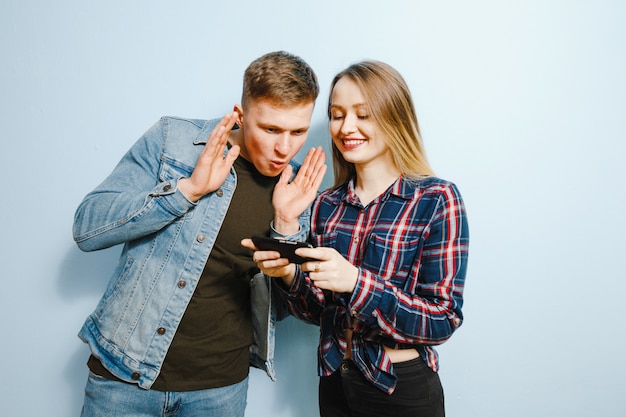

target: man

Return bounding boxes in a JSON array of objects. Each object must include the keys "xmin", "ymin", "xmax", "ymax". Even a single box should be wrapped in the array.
[{"xmin": 73, "ymin": 51, "xmax": 326, "ymax": 416}]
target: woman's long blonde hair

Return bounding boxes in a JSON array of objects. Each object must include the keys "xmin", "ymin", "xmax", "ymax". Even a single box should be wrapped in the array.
[{"xmin": 328, "ymin": 61, "xmax": 434, "ymax": 188}]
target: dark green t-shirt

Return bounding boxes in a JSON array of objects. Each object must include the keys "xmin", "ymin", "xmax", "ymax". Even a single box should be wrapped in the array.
[
  {"xmin": 152, "ymin": 155, "xmax": 279, "ymax": 391},
  {"xmin": 89, "ymin": 154, "xmax": 279, "ymax": 391}
]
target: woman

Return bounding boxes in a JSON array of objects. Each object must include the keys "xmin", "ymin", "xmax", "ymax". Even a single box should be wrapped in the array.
[{"xmin": 243, "ymin": 60, "xmax": 469, "ymax": 417}]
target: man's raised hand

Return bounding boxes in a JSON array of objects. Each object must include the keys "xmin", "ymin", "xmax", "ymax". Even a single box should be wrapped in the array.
[{"xmin": 178, "ymin": 113, "xmax": 240, "ymax": 202}]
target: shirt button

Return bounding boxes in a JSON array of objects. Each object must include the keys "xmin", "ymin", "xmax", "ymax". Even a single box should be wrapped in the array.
[
  {"xmin": 157, "ymin": 327, "xmax": 166, "ymax": 335},
  {"xmin": 216, "ymin": 188, "xmax": 224, "ymax": 197},
  {"xmin": 197, "ymin": 235, "xmax": 206, "ymax": 243},
  {"xmin": 351, "ymin": 310, "xmax": 357, "ymax": 317},
  {"xmin": 131, "ymin": 372, "xmax": 141, "ymax": 380},
  {"xmin": 162, "ymin": 183, "xmax": 171, "ymax": 192},
  {"xmin": 177, "ymin": 280, "xmax": 187, "ymax": 288}
]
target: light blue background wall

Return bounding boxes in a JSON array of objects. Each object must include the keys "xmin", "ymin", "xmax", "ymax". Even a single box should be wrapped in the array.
[{"xmin": 1, "ymin": 1, "xmax": 624, "ymax": 416}]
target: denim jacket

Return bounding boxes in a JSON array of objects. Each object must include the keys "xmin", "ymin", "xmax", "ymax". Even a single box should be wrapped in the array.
[{"xmin": 73, "ymin": 116, "xmax": 307, "ymax": 389}]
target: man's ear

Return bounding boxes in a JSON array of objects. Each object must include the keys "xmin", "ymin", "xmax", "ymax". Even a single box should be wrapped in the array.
[{"xmin": 233, "ymin": 104, "xmax": 244, "ymax": 127}]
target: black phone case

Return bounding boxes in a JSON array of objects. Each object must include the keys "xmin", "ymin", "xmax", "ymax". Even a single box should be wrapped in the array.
[{"xmin": 251, "ymin": 236, "xmax": 314, "ymax": 264}]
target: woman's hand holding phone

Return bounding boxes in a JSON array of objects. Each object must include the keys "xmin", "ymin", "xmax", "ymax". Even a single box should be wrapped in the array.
[{"xmin": 241, "ymin": 238, "xmax": 358, "ymax": 293}]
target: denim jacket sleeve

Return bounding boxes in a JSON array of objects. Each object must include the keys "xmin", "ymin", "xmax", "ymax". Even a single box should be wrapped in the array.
[{"xmin": 72, "ymin": 119, "xmax": 196, "ymax": 252}]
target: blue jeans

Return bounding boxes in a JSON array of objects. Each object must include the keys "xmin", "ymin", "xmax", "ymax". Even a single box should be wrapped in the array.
[{"xmin": 81, "ymin": 371, "xmax": 248, "ymax": 417}]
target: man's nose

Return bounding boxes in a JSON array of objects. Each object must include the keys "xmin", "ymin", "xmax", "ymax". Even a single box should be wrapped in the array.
[{"xmin": 275, "ymin": 133, "xmax": 291, "ymax": 155}]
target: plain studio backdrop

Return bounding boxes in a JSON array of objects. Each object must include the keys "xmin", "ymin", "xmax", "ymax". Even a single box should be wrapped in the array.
[{"xmin": 1, "ymin": 1, "xmax": 624, "ymax": 416}]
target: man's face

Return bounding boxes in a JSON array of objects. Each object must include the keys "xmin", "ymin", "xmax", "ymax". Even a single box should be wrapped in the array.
[{"xmin": 234, "ymin": 99, "xmax": 314, "ymax": 177}]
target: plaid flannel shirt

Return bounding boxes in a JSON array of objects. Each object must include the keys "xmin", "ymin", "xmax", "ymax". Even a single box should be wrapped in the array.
[{"xmin": 281, "ymin": 175, "xmax": 469, "ymax": 394}]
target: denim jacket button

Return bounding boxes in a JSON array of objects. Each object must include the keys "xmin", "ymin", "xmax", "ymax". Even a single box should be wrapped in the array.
[
  {"xmin": 157, "ymin": 327, "xmax": 166, "ymax": 335},
  {"xmin": 177, "ymin": 280, "xmax": 187, "ymax": 288},
  {"xmin": 197, "ymin": 235, "xmax": 206, "ymax": 243},
  {"xmin": 216, "ymin": 188, "xmax": 224, "ymax": 197},
  {"xmin": 162, "ymin": 183, "xmax": 171, "ymax": 192},
  {"xmin": 131, "ymin": 372, "xmax": 140, "ymax": 380}
]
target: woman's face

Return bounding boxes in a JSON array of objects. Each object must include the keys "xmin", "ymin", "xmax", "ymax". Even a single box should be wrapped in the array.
[{"xmin": 329, "ymin": 77, "xmax": 393, "ymax": 170}]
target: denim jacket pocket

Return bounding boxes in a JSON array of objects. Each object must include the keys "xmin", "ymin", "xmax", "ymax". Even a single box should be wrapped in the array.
[{"xmin": 159, "ymin": 155, "xmax": 194, "ymax": 183}]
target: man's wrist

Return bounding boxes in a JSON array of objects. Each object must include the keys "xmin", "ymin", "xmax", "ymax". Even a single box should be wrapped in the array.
[
  {"xmin": 177, "ymin": 178, "xmax": 201, "ymax": 203},
  {"xmin": 272, "ymin": 217, "xmax": 301, "ymax": 236}
]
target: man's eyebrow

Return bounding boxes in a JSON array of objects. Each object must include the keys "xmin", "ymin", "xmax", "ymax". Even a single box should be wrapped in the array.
[{"xmin": 258, "ymin": 123, "xmax": 310, "ymax": 132}]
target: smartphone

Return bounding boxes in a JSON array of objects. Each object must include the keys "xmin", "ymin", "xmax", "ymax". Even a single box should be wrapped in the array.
[{"xmin": 251, "ymin": 236, "xmax": 314, "ymax": 264}]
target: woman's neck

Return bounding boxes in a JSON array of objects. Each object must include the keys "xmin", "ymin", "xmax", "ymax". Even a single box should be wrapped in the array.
[{"xmin": 354, "ymin": 163, "xmax": 401, "ymax": 206}]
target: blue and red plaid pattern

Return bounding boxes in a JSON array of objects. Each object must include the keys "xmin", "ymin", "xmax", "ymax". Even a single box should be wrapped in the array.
[{"xmin": 281, "ymin": 175, "xmax": 469, "ymax": 394}]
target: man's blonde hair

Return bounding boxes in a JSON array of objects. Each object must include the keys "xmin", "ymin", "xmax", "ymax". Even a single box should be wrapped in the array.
[{"xmin": 242, "ymin": 51, "xmax": 319, "ymax": 108}]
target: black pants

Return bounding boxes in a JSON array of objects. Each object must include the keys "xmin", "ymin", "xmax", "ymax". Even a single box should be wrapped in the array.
[{"xmin": 318, "ymin": 359, "xmax": 445, "ymax": 417}]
